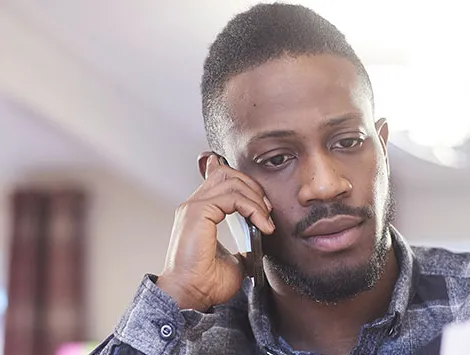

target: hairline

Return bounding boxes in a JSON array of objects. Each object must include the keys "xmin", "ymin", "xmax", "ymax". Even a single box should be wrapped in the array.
[{"xmin": 205, "ymin": 52, "xmax": 374, "ymax": 153}]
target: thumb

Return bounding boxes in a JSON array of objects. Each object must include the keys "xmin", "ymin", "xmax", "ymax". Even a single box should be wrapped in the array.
[
  {"xmin": 234, "ymin": 252, "xmax": 254, "ymax": 278},
  {"xmin": 216, "ymin": 242, "xmax": 247, "ymax": 278}
]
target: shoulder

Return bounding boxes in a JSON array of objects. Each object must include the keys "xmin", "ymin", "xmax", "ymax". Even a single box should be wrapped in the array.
[
  {"xmin": 411, "ymin": 245, "xmax": 470, "ymax": 278},
  {"xmin": 411, "ymin": 246, "xmax": 470, "ymax": 320}
]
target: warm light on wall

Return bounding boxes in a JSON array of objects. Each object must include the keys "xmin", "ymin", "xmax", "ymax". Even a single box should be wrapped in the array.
[
  {"xmin": 370, "ymin": 62, "xmax": 470, "ymax": 149},
  {"xmin": 369, "ymin": 63, "xmax": 470, "ymax": 168}
]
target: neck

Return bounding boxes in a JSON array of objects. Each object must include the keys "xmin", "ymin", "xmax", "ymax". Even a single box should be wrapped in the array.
[{"xmin": 265, "ymin": 247, "xmax": 399, "ymax": 355}]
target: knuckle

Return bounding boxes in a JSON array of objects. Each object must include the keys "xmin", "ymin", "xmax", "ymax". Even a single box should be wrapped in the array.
[
  {"xmin": 176, "ymin": 201, "xmax": 187, "ymax": 212},
  {"xmin": 226, "ymin": 184, "xmax": 237, "ymax": 195},
  {"xmin": 230, "ymin": 176, "xmax": 244, "ymax": 186},
  {"xmin": 251, "ymin": 179, "xmax": 263, "ymax": 192},
  {"xmin": 175, "ymin": 203, "xmax": 186, "ymax": 217},
  {"xmin": 229, "ymin": 177, "xmax": 262, "ymax": 200},
  {"xmin": 212, "ymin": 165, "xmax": 227, "ymax": 178},
  {"xmin": 229, "ymin": 190, "xmax": 245, "ymax": 201},
  {"xmin": 255, "ymin": 206, "xmax": 268, "ymax": 218},
  {"xmin": 176, "ymin": 201, "xmax": 193, "ymax": 215},
  {"xmin": 225, "ymin": 177, "xmax": 245, "ymax": 194}
]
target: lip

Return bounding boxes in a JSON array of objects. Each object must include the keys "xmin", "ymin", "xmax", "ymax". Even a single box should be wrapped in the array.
[
  {"xmin": 300, "ymin": 215, "xmax": 364, "ymax": 253},
  {"xmin": 300, "ymin": 215, "xmax": 363, "ymax": 237}
]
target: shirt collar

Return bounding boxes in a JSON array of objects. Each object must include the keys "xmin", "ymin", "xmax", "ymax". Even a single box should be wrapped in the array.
[
  {"xmin": 245, "ymin": 226, "xmax": 420, "ymax": 351},
  {"xmin": 387, "ymin": 226, "xmax": 420, "ymax": 319}
]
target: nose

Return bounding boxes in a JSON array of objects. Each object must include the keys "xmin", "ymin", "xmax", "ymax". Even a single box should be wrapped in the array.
[{"xmin": 297, "ymin": 154, "xmax": 352, "ymax": 206}]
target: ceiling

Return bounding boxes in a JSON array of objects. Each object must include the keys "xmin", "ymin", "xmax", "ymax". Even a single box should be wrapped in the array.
[{"xmin": 1, "ymin": 0, "xmax": 469, "ymax": 204}]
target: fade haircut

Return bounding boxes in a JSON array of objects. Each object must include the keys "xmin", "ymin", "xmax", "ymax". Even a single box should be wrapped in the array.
[{"xmin": 201, "ymin": 3, "xmax": 374, "ymax": 153}]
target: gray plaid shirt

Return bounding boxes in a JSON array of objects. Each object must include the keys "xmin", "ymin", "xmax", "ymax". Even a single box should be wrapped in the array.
[{"xmin": 92, "ymin": 229, "xmax": 470, "ymax": 354}]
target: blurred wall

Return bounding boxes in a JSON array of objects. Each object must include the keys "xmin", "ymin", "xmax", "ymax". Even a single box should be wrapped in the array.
[{"xmin": 395, "ymin": 184, "xmax": 470, "ymax": 251}]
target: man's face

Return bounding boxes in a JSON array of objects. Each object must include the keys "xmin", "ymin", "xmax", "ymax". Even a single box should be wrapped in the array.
[{"xmin": 221, "ymin": 54, "xmax": 392, "ymax": 302}]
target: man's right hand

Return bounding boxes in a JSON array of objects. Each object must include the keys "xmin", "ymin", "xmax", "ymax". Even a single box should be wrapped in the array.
[{"xmin": 157, "ymin": 154, "xmax": 275, "ymax": 312}]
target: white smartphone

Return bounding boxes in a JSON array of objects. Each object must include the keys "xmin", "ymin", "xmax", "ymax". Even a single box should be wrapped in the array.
[{"xmin": 225, "ymin": 212, "xmax": 265, "ymax": 290}]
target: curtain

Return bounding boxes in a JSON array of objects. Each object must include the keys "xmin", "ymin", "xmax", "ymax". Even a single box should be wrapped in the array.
[{"xmin": 4, "ymin": 189, "xmax": 87, "ymax": 355}]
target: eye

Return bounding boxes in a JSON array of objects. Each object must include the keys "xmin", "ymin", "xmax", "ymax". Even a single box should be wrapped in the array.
[
  {"xmin": 332, "ymin": 138, "xmax": 364, "ymax": 150},
  {"xmin": 256, "ymin": 154, "xmax": 294, "ymax": 168}
]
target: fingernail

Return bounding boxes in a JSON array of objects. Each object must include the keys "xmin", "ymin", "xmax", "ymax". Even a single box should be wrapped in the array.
[
  {"xmin": 263, "ymin": 196, "xmax": 272, "ymax": 211},
  {"xmin": 268, "ymin": 216, "xmax": 275, "ymax": 229}
]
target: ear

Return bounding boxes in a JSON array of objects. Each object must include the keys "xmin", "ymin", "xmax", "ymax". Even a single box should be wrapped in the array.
[
  {"xmin": 197, "ymin": 151, "xmax": 214, "ymax": 179},
  {"xmin": 375, "ymin": 117, "xmax": 390, "ymax": 173}
]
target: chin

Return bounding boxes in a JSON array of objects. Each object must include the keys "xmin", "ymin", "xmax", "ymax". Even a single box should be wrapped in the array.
[{"xmin": 265, "ymin": 229, "xmax": 390, "ymax": 303}]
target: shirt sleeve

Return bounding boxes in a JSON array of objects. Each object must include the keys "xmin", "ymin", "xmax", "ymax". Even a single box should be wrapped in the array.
[{"xmin": 90, "ymin": 274, "xmax": 187, "ymax": 355}]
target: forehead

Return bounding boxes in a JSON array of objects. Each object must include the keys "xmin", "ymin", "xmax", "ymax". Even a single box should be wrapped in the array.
[{"xmin": 222, "ymin": 54, "xmax": 371, "ymax": 138}]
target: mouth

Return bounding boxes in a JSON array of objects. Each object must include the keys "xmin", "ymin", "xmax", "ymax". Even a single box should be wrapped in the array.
[{"xmin": 300, "ymin": 215, "xmax": 364, "ymax": 253}]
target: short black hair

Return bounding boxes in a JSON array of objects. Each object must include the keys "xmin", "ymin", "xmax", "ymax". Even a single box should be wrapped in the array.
[{"xmin": 201, "ymin": 3, "xmax": 373, "ymax": 153}]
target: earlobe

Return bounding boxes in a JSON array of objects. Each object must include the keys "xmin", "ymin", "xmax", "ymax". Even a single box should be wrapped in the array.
[{"xmin": 197, "ymin": 151, "xmax": 213, "ymax": 179}]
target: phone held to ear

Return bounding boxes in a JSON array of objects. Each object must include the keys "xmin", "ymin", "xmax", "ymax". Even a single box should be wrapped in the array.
[
  {"xmin": 216, "ymin": 154, "xmax": 266, "ymax": 290},
  {"xmin": 225, "ymin": 213, "xmax": 265, "ymax": 289}
]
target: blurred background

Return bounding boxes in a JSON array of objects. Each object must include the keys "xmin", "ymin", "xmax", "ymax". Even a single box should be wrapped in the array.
[{"xmin": 1, "ymin": 0, "xmax": 469, "ymax": 354}]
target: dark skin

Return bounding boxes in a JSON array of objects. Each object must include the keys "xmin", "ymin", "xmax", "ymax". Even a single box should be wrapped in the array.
[{"xmin": 158, "ymin": 54, "xmax": 398, "ymax": 355}]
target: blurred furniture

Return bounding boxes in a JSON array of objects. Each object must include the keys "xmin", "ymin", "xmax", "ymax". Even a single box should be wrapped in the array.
[{"xmin": 3, "ymin": 189, "xmax": 87, "ymax": 355}]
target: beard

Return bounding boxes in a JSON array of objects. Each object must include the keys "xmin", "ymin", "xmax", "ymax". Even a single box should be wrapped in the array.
[{"xmin": 264, "ymin": 184, "xmax": 396, "ymax": 304}]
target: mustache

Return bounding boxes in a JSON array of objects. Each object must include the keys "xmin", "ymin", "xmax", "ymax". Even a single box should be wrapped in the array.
[{"xmin": 293, "ymin": 203, "xmax": 374, "ymax": 237}]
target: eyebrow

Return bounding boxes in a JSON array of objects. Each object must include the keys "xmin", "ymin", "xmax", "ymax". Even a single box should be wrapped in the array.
[
  {"xmin": 320, "ymin": 112, "xmax": 363, "ymax": 129},
  {"xmin": 247, "ymin": 130, "xmax": 297, "ymax": 145},
  {"xmin": 247, "ymin": 112, "xmax": 362, "ymax": 146}
]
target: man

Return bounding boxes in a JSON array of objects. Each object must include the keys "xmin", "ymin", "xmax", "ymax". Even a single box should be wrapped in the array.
[{"xmin": 92, "ymin": 3, "xmax": 470, "ymax": 355}]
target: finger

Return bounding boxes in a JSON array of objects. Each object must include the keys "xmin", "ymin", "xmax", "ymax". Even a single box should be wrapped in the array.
[
  {"xmin": 198, "ymin": 159, "xmax": 272, "ymax": 211},
  {"xmin": 199, "ymin": 177, "xmax": 272, "ymax": 215},
  {"xmin": 201, "ymin": 192, "xmax": 275, "ymax": 235},
  {"xmin": 204, "ymin": 154, "xmax": 221, "ymax": 180},
  {"xmin": 216, "ymin": 243, "xmax": 247, "ymax": 280},
  {"xmin": 216, "ymin": 240, "xmax": 231, "ymax": 258},
  {"xmin": 235, "ymin": 252, "xmax": 254, "ymax": 278},
  {"xmin": 205, "ymin": 165, "xmax": 267, "ymax": 201}
]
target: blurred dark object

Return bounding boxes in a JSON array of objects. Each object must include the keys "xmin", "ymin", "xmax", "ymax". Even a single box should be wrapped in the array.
[{"xmin": 4, "ymin": 188, "xmax": 87, "ymax": 355}]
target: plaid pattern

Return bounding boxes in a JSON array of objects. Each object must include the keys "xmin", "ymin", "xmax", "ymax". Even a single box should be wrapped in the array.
[{"xmin": 92, "ymin": 229, "xmax": 470, "ymax": 355}]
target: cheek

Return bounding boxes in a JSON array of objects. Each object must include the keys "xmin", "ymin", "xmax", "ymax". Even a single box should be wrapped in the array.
[
  {"xmin": 349, "ymin": 143, "xmax": 389, "ymax": 208},
  {"xmin": 368, "ymin": 149, "xmax": 390, "ymax": 216},
  {"xmin": 373, "ymin": 168, "xmax": 390, "ymax": 213}
]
